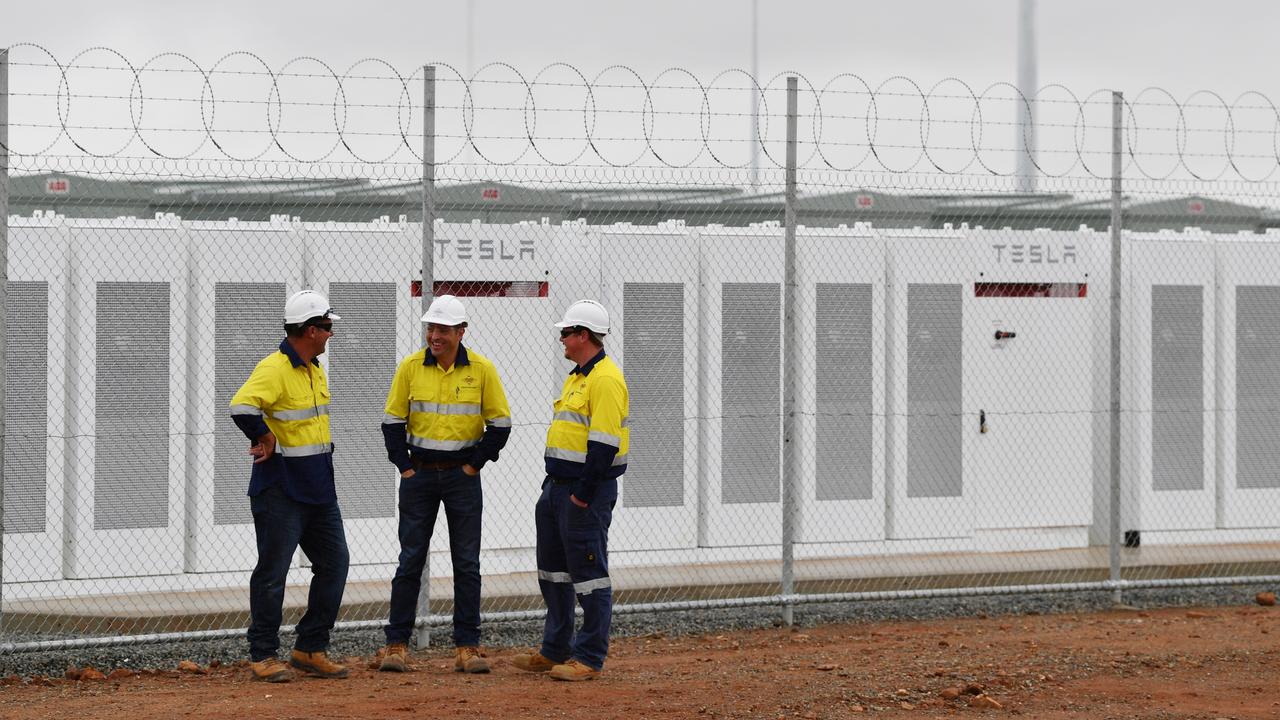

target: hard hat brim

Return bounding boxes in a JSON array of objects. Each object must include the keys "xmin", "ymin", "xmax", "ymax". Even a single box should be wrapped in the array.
[
  {"xmin": 421, "ymin": 314, "xmax": 465, "ymax": 325},
  {"xmin": 283, "ymin": 310, "xmax": 341, "ymax": 323},
  {"xmin": 554, "ymin": 320, "xmax": 607, "ymax": 334}
]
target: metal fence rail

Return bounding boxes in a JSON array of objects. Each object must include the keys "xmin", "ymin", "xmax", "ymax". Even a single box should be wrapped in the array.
[{"xmin": 2, "ymin": 46, "xmax": 1280, "ymax": 657}]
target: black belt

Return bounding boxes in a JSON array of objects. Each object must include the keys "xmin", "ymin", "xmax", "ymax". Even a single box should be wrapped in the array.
[
  {"xmin": 548, "ymin": 475, "xmax": 577, "ymax": 485},
  {"xmin": 414, "ymin": 458, "xmax": 468, "ymax": 471}
]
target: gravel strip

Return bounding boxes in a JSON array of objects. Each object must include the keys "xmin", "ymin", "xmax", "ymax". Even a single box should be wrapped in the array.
[{"xmin": 0, "ymin": 583, "xmax": 1271, "ymax": 678}]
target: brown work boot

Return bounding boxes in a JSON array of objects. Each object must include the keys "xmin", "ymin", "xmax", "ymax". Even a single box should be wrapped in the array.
[
  {"xmin": 455, "ymin": 646, "xmax": 490, "ymax": 674},
  {"xmin": 549, "ymin": 658, "xmax": 600, "ymax": 681},
  {"xmin": 510, "ymin": 649, "xmax": 557, "ymax": 673},
  {"xmin": 377, "ymin": 643, "xmax": 410, "ymax": 672},
  {"xmin": 290, "ymin": 649, "xmax": 349, "ymax": 679},
  {"xmin": 249, "ymin": 657, "xmax": 292, "ymax": 683}
]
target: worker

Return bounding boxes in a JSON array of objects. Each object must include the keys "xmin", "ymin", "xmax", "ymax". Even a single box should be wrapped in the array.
[
  {"xmin": 512, "ymin": 299, "xmax": 629, "ymax": 681},
  {"xmin": 376, "ymin": 294, "xmax": 512, "ymax": 674},
  {"xmin": 230, "ymin": 289, "xmax": 350, "ymax": 683}
]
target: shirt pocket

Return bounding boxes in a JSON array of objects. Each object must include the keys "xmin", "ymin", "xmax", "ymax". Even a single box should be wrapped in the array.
[
  {"xmin": 410, "ymin": 374, "xmax": 441, "ymax": 403},
  {"xmin": 456, "ymin": 386, "xmax": 482, "ymax": 405},
  {"xmin": 563, "ymin": 390, "xmax": 588, "ymax": 413}
]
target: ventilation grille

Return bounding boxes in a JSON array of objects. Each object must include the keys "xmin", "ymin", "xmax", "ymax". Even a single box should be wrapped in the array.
[
  {"xmin": 1237, "ymin": 285, "xmax": 1280, "ymax": 490},
  {"xmin": 815, "ymin": 283, "xmax": 873, "ymax": 501},
  {"xmin": 95, "ymin": 282, "xmax": 170, "ymax": 530},
  {"xmin": 328, "ymin": 282, "xmax": 398, "ymax": 518},
  {"xmin": 1151, "ymin": 285, "xmax": 1204, "ymax": 492},
  {"xmin": 906, "ymin": 283, "xmax": 962, "ymax": 498},
  {"xmin": 622, "ymin": 282, "xmax": 684, "ymax": 508},
  {"xmin": 4, "ymin": 282, "xmax": 49, "ymax": 535},
  {"xmin": 214, "ymin": 282, "xmax": 286, "ymax": 525},
  {"xmin": 721, "ymin": 283, "xmax": 780, "ymax": 505}
]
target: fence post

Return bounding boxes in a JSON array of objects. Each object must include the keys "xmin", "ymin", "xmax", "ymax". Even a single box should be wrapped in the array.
[
  {"xmin": 0, "ymin": 48, "xmax": 10, "ymax": 624},
  {"xmin": 1108, "ymin": 90, "xmax": 1124, "ymax": 606},
  {"xmin": 413, "ymin": 64, "xmax": 437, "ymax": 651},
  {"xmin": 781, "ymin": 76, "xmax": 798, "ymax": 626},
  {"xmin": 749, "ymin": 0, "xmax": 760, "ymax": 189}
]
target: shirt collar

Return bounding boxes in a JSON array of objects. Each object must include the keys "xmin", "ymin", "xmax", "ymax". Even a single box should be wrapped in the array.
[
  {"xmin": 279, "ymin": 339, "xmax": 320, "ymax": 368},
  {"xmin": 424, "ymin": 343, "xmax": 471, "ymax": 368},
  {"xmin": 571, "ymin": 349, "xmax": 606, "ymax": 376}
]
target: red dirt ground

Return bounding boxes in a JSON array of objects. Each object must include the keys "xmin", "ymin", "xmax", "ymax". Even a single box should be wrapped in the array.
[{"xmin": 0, "ymin": 604, "xmax": 1276, "ymax": 719}]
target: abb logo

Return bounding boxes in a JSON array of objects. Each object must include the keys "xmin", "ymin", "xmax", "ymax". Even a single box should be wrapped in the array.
[
  {"xmin": 481, "ymin": 188, "xmax": 500, "ymax": 201},
  {"xmin": 855, "ymin": 194, "xmax": 874, "ymax": 209},
  {"xmin": 45, "ymin": 178, "xmax": 70, "ymax": 195},
  {"xmin": 1187, "ymin": 199, "xmax": 1205, "ymax": 214}
]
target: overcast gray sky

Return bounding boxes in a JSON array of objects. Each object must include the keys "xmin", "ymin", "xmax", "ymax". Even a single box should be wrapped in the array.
[
  {"xmin": 2, "ymin": 0, "xmax": 1274, "ymax": 96},
  {"xmin": 3, "ymin": 0, "xmax": 1276, "ymax": 188}
]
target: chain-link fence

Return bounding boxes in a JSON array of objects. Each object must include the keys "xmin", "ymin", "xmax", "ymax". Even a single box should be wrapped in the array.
[{"xmin": 2, "ymin": 45, "xmax": 1279, "ymax": 656}]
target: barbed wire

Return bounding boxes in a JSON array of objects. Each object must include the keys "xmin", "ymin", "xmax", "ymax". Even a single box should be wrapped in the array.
[{"xmin": 3, "ymin": 45, "xmax": 1280, "ymax": 181}]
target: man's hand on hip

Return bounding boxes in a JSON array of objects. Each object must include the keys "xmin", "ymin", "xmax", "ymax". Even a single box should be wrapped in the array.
[{"xmin": 250, "ymin": 432, "xmax": 276, "ymax": 464}]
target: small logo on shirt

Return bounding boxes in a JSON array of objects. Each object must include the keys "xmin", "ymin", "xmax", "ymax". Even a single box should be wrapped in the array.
[{"xmin": 464, "ymin": 375, "xmax": 475, "ymax": 385}]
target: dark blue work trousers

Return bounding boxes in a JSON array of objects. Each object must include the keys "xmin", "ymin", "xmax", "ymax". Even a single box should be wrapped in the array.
[
  {"xmin": 535, "ymin": 476, "xmax": 617, "ymax": 671},
  {"xmin": 247, "ymin": 484, "xmax": 350, "ymax": 662},
  {"xmin": 385, "ymin": 466, "xmax": 484, "ymax": 647}
]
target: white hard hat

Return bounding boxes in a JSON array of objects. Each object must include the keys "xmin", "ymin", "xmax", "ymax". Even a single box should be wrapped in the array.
[
  {"xmin": 284, "ymin": 290, "xmax": 341, "ymax": 324},
  {"xmin": 554, "ymin": 299, "xmax": 609, "ymax": 335},
  {"xmin": 421, "ymin": 294, "xmax": 467, "ymax": 326}
]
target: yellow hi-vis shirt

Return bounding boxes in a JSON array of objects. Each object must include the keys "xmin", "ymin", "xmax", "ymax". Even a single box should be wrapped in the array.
[
  {"xmin": 544, "ymin": 350, "xmax": 629, "ymax": 503},
  {"xmin": 229, "ymin": 339, "xmax": 336, "ymax": 504},
  {"xmin": 381, "ymin": 344, "xmax": 512, "ymax": 472}
]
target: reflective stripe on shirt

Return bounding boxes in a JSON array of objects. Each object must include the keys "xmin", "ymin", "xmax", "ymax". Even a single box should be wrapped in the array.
[
  {"xmin": 588, "ymin": 430, "xmax": 621, "ymax": 447},
  {"xmin": 553, "ymin": 410, "xmax": 590, "ymax": 426},
  {"xmin": 270, "ymin": 404, "xmax": 331, "ymax": 421},
  {"xmin": 545, "ymin": 446, "xmax": 587, "ymax": 463},
  {"xmin": 546, "ymin": 448, "xmax": 627, "ymax": 466},
  {"xmin": 278, "ymin": 442, "xmax": 332, "ymax": 457},
  {"xmin": 410, "ymin": 400, "xmax": 482, "ymax": 416},
  {"xmin": 408, "ymin": 434, "xmax": 481, "ymax": 452}
]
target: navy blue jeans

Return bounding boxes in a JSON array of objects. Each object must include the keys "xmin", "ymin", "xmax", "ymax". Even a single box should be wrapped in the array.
[
  {"xmin": 247, "ymin": 484, "xmax": 350, "ymax": 662},
  {"xmin": 385, "ymin": 466, "xmax": 484, "ymax": 647},
  {"xmin": 535, "ymin": 477, "xmax": 616, "ymax": 671}
]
